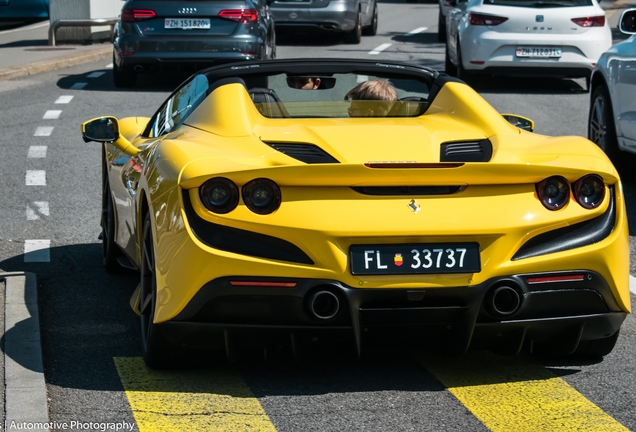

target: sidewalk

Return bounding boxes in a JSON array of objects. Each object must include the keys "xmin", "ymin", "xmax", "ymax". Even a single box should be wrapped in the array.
[{"xmin": 0, "ymin": 20, "xmax": 111, "ymax": 81}]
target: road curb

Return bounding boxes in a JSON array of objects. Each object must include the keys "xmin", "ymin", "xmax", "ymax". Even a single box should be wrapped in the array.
[
  {"xmin": 1, "ymin": 272, "xmax": 49, "ymax": 431},
  {"xmin": 0, "ymin": 45, "xmax": 111, "ymax": 81}
]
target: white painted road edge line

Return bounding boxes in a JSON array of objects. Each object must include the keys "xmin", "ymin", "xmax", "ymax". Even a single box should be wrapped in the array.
[
  {"xmin": 406, "ymin": 27, "xmax": 428, "ymax": 36},
  {"xmin": 369, "ymin": 43, "xmax": 391, "ymax": 55},
  {"xmin": 2, "ymin": 272, "xmax": 50, "ymax": 431},
  {"xmin": 629, "ymin": 275, "xmax": 636, "ymax": 295}
]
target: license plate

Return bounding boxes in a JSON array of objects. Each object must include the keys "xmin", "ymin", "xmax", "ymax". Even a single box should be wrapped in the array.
[
  {"xmin": 516, "ymin": 47, "xmax": 561, "ymax": 58},
  {"xmin": 165, "ymin": 18, "xmax": 211, "ymax": 29},
  {"xmin": 350, "ymin": 243, "xmax": 481, "ymax": 275}
]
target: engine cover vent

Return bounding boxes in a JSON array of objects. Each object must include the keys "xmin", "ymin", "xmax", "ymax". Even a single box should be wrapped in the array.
[
  {"xmin": 440, "ymin": 139, "xmax": 492, "ymax": 162},
  {"xmin": 264, "ymin": 142, "xmax": 340, "ymax": 164}
]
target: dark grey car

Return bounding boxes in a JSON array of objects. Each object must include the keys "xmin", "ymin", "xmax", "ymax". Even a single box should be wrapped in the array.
[{"xmin": 113, "ymin": 0, "xmax": 276, "ymax": 87}]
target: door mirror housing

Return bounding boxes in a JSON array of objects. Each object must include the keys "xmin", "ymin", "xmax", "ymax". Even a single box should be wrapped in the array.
[
  {"xmin": 82, "ymin": 116, "xmax": 140, "ymax": 155},
  {"xmin": 501, "ymin": 114, "xmax": 534, "ymax": 132},
  {"xmin": 619, "ymin": 9, "xmax": 636, "ymax": 34}
]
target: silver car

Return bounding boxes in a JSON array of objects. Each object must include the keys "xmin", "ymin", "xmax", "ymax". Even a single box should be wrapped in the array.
[
  {"xmin": 588, "ymin": 9, "xmax": 636, "ymax": 176},
  {"xmin": 269, "ymin": 0, "xmax": 378, "ymax": 44}
]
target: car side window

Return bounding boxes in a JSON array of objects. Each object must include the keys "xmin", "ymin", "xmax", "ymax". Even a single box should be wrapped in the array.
[{"xmin": 144, "ymin": 74, "xmax": 209, "ymax": 138}]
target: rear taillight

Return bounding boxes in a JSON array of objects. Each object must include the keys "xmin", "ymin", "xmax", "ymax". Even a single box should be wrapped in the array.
[
  {"xmin": 121, "ymin": 8, "xmax": 156, "ymax": 22},
  {"xmin": 572, "ymin": 175, "xmax": 605, "ymax": 209},
  {"xmin": 219, "ymin": 9, "xmax": 258, "ymax": 23},
  {"xmin": 200, "ymin": 177, "xmax": 239, "ymax": 214},
  {"xmin": 536, "ymin": 176, "xmax": 570, "ymax": 210},
  {"xmin": 469, "ymin": 13, "xmax": 508, "ymax": 26},
  {"xmin": 571, "ymin": 16, "xmax": 605, "ymax": 27}
]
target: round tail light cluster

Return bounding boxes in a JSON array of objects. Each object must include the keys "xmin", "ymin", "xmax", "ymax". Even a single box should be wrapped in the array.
[
  {"xmin": 536, "ymin": 174, "xmax": 606, "ymax": 210},
  {"xmin": 200, "ymin": 177, "xmax": 281, "ymax": 215}
]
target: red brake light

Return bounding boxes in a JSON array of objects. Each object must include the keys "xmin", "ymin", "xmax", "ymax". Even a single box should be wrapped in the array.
[
  {"xmin": 469, "ymin": 13, "xmax": 508, "ymax": 26},
  {"xmin": 121, "ymin": 8, "xmax": 156, "ymax": 22},
  {"xmin": 219, "ymin": 9, "xmax": 258, "ymax": 23},
  {"xmin": 571, "ymin": 16, "xmax": 605, "ymax": 27}
]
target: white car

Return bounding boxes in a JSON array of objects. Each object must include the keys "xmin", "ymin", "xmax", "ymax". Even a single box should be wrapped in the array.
[
  {"xmin": 444, "ymin": 0, "xmax": 612, "ymax": 85},
  {"xmin": 588, "ymin": 9, "xmax": 636, "ymax": 176},
  {"xmin": 438, "ymin": 0, "xmax": 464, "ymax": 42}
]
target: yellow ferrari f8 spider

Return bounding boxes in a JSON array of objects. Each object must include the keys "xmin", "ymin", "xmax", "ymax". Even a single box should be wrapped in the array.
[{"xmin": 82, "ymin": 59, "xmax": 630, "ymax": 367}]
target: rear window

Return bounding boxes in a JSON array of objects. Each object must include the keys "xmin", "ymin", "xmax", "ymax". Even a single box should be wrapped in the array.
[{"xmin": 484, "ymin": 0, "xmax": 594, "ymax": 7}]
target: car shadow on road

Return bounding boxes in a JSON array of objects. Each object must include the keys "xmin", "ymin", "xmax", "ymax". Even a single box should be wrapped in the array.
[{"xmin": 55, "ymin": 70, "xmax": 185, "ymax": 92}]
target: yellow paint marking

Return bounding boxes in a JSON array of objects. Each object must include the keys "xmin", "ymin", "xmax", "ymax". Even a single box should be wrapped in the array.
[
  {"xmin": 114, "ymin": 357, "xmax": 277, "ymax": 432},
  {"xmin": 421, "ymin": 353, "xmax": 629, "ymax": 432}
]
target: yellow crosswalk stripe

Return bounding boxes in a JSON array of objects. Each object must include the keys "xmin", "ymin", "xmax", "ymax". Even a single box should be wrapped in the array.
[
  {"xmin": 421, "ymin": 353, "xmax": 629, "ymax": 432},
  {"xmin": 114, "ymin": 357, "xmax": 277, "ymax": 432}
]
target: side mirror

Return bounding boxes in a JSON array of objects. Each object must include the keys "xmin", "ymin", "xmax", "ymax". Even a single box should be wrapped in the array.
[
  {"xmin": 81, "ymin": 116, "xmax": 140, "ymax": 155},
  {"xmin": 619, "ymin": 9, "xmax": 636, "ymax": 34},
  {"xmin": 502, "ymin": 114, "xmax": 534, "ymax": 132}
]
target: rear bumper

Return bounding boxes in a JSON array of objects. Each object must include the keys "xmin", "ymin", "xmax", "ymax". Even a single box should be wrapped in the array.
[
  {"xmin": 270, "ymin": 2, "xmax": 355, "ymax": 32},
  {"xmin": 161, "ymin": 270, "xmax": 626, "ymax": 355}
]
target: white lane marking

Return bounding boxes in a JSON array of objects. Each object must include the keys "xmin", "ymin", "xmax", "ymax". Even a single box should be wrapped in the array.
[
  {"xmin": 630, "ymin": 275, "xmax": 636, "ymax": 295},
  {"xmin": 105, "ymin": 63, "xmax": 113, "ymax": 69},
  {"xmin": 87, "ymin": 71, "xmax": 106, "ymax": 78},
  {"xmin": 34, "ymin": 126, "xmax": 53, "ymax": 137},
  {"xmin": 357, "ymin": 75, "xmax": 369, "ymax": 83},
  {"xmin": 24, "ymin": 240, "xmax": 50, "ymax": 263},
  {"xmin": 0, "ymin": 21, "xmax": 49, "ymax": 35},
  {"xmin": 406, "ymin": 27, "xmax": 428, "ymax": 36},
  {"xmin": 369, "ymin": 43, "xmax": 392, "ymax": 55},
  {"xmin": 26, "ymin": 202, "xmax": 50, "ymax": 221},
  {"xmin": 71, "ymin": 83, "xmax": 87, "ymax": 90},
  {"xmin": 25, "ymin": 170, "xmax": 46, "ymax": 186},
  {"xmin": 28, "ymin": 146, "xmax": 47, "ymax": 158},
  {"xmin": 55, "ymin": 95, "xmax": 74, "ymax": 104},
  {"xmin": 43, "ymin": 110, "xmax": 62, "ymax": 120}
]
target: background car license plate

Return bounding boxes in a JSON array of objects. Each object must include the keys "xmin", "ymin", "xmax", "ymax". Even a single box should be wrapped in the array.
[
  {"xmin": 165, "ymin": 18, "xmax": 211, "ymax": 29},
  {"xmin": 516, "ymin": 47, "xmax": 562, "ymax": 58},
  {"xmin": 350, "ymin": 243, "xmax": 480, "ymax": 275}
]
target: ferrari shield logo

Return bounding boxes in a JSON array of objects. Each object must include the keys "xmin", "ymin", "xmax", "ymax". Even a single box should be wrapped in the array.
[
  {"xmin": 407, "ymin": 199, "xmax": 421, "ymax": 214},
  {"xmin": 394, "ymin": 253, "xmax": 403, "ymax": 266}
]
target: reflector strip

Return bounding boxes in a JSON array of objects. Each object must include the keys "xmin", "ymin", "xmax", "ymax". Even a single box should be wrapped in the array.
[
  {"xmin": 229, "ymin": 281, "xmax": 297, "ymax": 287},
  {"xmin": 365, "ymin": 162, "xmax": 464, "ymax": 169},
  {"xmin": 527, "ymin": 274, "xmax": 585, "ymax": 284}
]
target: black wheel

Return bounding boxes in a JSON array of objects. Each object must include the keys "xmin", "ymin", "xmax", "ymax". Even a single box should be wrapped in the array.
[
  {"xmin": 140, "ymin": 213, "xmax": 173, "ymax": 368},
  {"xmin": 438, "ymin": 10, "xmax": 446, "ymax": 42},
  {"xmin": 589, "ymin": 83, "xmax": 634, "ymax": 178},
  {"xmin": 102, "ymin": 180, "xmax": 122, "ymax": 273},
  {"xmin": 363, "ymin": 2, "xmax": 378, "ymax": 36},
  {"xmin": 112, "ymin": 53, "xmax": 137, "ymax": 88},
  {"xmin": 344, "ymin": 9, "xmax": 362, "ymax": 44},
  {"xmin": 444, "ymin": 44, "xmax": 457, "ymax": 76},
  {"xmin": 572, "ymin": 331, "xmax": 620, "ymax": 359}
]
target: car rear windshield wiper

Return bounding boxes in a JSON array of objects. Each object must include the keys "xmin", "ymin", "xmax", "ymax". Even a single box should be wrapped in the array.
[{"xmin": 528, "ymin": 1, "xmax": 576, "ymax": 6}]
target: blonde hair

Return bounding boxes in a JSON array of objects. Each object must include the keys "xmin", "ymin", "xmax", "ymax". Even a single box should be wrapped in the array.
[{"xmin": 344, "ymin": 80, "xmax": 398, "ymax": 101}]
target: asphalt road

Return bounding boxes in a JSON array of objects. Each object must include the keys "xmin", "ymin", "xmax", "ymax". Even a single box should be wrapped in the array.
[{"xmin": 1, "ymin": 1, "xmax": 636, "ymax": 431}]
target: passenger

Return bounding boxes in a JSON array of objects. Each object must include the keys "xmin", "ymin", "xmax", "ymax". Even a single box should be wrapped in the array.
[
  {"xmin": 287, "ymin": 76, "xmax": 322, "ymax": 90},
  {"xmin": 344, "ymin": 80, "xmax": 398, "ymax": 117}
]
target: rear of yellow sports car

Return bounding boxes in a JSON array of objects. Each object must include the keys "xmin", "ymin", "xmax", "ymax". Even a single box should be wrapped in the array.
[{"xmin": 137, "ymin": 78, "xmax": 629, "ymax": 360}]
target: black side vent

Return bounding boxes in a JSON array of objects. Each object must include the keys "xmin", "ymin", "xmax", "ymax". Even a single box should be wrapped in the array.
[
  {"xmin": 264, "ymin": 142, "xmax": 340, "ymax": 164},
  {"xmin": 352, "ymin": 186, "xmax": 463, "ymax": 196},
  {"xmin": 440, "ymin": 139, "xmax": 492, "ymax": 162}
]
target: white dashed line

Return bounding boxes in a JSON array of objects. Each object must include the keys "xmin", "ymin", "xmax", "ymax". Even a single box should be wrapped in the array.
[
  {"xmin": 369, "ymin": 43, "xmax": 391, "ymax": 55},
  {"xmin": 55, "ymin": 95, "xmax": 74, "ymax": 104},
  {"xmin": 105, "ymin": 63, "xmax": 113, "ymax": 69},
  {"xmin": 87, "ymin": 71, "xmax": 106, "ymax": 78},
  {"xmin": 356, "ymin": 75, "xmax": 369, "ymax": 83},
  {"xmin": 70, "ymin": 83, "xmax": 87, "ymax": 90},
  {"xmin": 25, "ymin": 170, "xmax": 46, "ymax": 186},
  {"xmin": 26, "ymin": 202, "xmax": 49, "ymax": 221},
  {"xmin": 630, "ymin": 275, "xmax": 636, "ymax": 295},
  {"xmin": 406, "ymin": 27, "xmax": 428, "ymax": 36},
  {"xmin": 34, "ymin": 126, "xmax": 53, "ymax": 137},
  {"xmin": 43, "ymin": 110, "xmax": 62, "ymax": 120},
  {"xmin": 28, "ymin": 146, "xmax": 47, "ymax": 158},
  {"xmin": 24, "ymin": 240, "xmax": 51, "ymax": 262}
]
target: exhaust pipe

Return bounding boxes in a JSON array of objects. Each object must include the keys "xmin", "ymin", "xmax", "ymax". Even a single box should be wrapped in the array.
[
  {"xmin": 309, "ymin": 290, "xmax": 340, "ymax": 320},
  {"xmin": 134, "ymin": 65, "xmax": 145, "ymax": 73},
  {"xmin": 487, "ymin": 285, "xmax": 522, "ymax": 317}
]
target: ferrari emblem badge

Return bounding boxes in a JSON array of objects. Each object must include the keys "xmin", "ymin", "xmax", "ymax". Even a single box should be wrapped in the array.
[
  {"xmin": 407, "ymin": 199, "xmax": 421, "ymax": 214},
  {"xmin": 394, "ymin": 254, "xmax": 403, "ymax": 267}
]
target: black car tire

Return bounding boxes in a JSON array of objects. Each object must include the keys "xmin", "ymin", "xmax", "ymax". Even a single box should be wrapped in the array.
[
  {"xmin": 438, "ymin": 10, "xmax": 446, "ymax": 42},
  {"xmin": 102, "ymin": 180, "xmax": 122, "ymax": 273},
  {"xmin": 445, "ymin": 44, "xmax": 457, "ymax": 76},
  {"xmin": 344, "ymin": 9, "xmax": 362, "ymax": 44},
  {"xmin": 113, "ymin": 54, "xmax": 137, "ymax": 88},
  {"xmin": 588, "ymin": 83, "xmax": 634, "ymax": 178},
  {"xmin": 363, "ymin": 2, "xmax": 378, "ymax": 36},
  {"xmin": 140, "ymin": 213, "xmax": 174, "ymax": 368}
]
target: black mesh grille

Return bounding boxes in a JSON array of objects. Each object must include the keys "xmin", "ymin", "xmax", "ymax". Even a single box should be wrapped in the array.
[
  {"xmin": 440, "ymin": 139, "xmax": 492, "ymax": 162},
  {"xmin": 264, "ymin": 142, "xmax": 339, "ymax": 164}
]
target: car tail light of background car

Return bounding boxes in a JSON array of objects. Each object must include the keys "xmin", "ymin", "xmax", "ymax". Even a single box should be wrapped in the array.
[
  {"xmin": 571, "ymin": 16, "xmax": 605, "ymax": 27},
  {"xmin": 121, "ymin": 9, "xmax": 156, "ymax": 22},
  {"xmin": 219, "ymin": 9, "xmax": 259, "ymax": 23},
  {"xmin": 469, "ymin": 13, "xmax": 508, "ymax": 26},
  {"xmin": 536, "ymin": 175, "xmax": 606, "ymax": 210}
]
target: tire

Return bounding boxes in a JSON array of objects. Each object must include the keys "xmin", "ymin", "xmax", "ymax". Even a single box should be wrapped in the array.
[
  {"xmin": 140, "ymin": 213, "xmax": 173, "ymax": 368},
  {"xmin": 444, "ymin": 44, "xmax": 457, "ymax": 76},
  {"xmin": 102, "ymin": 180, "xmax": 122, "ymax": 273},
  {"xmin": 363, "ymin": 2, "xmax": 378, "ymax": 36},
  {"xmin": 588, "ymin": 83, "xmax": 635, "ymax": 178},
  {"xmin": 438, "ymin": 10, "xmax": 446, "ymax": 42},
  {"xmin": 344, "ymin": 9, "xmax": 362, "ymax": 44},
  {"xmin": 112, "ymin": 53, "xmax": 137, "ymax": 88}
]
